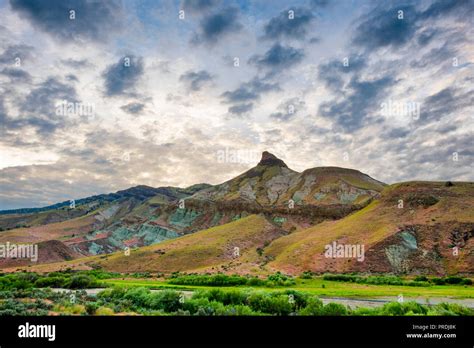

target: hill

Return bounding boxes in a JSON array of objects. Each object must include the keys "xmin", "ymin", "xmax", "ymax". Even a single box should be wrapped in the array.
[
  {"xmin": 192, "ymin": 151, "xmax": 385, "ymax": 206},
  {"xmin": 265, "ymin": 181, "xmax": 474, "ymax": 275}
]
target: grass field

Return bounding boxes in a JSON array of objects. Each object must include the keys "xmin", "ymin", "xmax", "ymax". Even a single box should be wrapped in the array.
[{"xmin": 102, "ymin": 277, "xmax": 474, "ymax": 299}]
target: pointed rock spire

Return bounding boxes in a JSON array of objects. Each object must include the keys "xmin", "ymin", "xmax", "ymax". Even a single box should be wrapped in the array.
[{"xmin": 258, "ymin": 151, "xmax": 288, "ymax": 167}]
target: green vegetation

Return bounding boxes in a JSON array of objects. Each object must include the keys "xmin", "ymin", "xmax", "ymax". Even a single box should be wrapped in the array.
[
  {"xmin": 168, "ymin": 272, "xmax": 295, "ymax": 287},
  {"xmin": 105, "ymin": 275, "xmax": 474, "ymax": 299},
  {"xmin": 0, "ymin": 271, "xmax": 472, "ymax": 316},
  {"xmin": 1, "ymin": 287, "xmax": 471, "ymax": 316},
  {"xmin": 0, "ymin": 270, "xmax": 122, "ymax": 290},
  {"xmin": 322, "ymin": 274, "xmax": 473, "ymax": 287}
]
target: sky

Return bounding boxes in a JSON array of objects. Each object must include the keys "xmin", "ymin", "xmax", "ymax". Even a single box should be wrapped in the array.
[{"xmin": 0, "ymin": 0, "xmax": 473, "ymax": 210}]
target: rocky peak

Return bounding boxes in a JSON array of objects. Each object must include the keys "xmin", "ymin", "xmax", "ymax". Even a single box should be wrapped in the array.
[{"xmin": 258, "ymin": 151, "xmax": 288, "ymax": 168}]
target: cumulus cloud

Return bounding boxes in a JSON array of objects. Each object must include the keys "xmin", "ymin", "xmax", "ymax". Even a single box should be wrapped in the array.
[
  {"xmin": 262, "ymin": 8, "xmax": 314, "ymax": 40},
  {"xmin": 179, "ymin": 70, "xmax": 213, "ymax": 91},
  {"xmin": 319, "ymin": 76, "xmax": 396, "ymax": 132},
  {"xmin": 121, "ymin": 102, "xmax": 145, "ymax": 115},
  {"xmin": 318, "ymin": 55, "xmax": 366, "ymax": 91},
  {"xmin": 0, "ymin": 77, "xmax": 80, "ymax": 139},
  {"xmin": 353, "ymin": 5, "xmax": 418, "ymax": 51},
  {"xmin": 418, "ymin": 87, "xmax": 474, "ymax": 124},
  {"xmin": 9, "ymin": 0, "xmax": 123, "ymax": 42},
  {"xmin": 0, "ymin": 67, "xmax": 31, "ymax": 82},
  {"xmin": 353, "ymin": 0, "xmax": 472, "ymax": 52},
  {"xmin": 102, "ymin": 56, "xmax": 144, "ymax": 97},
  {"xmin": 0, "ymin": 44, "xmax": 34, "ymax": 64},
  {"xmin": 192, "ymin": 7, "xmax": 242, "ymax": 44},
  {"xmin": 270, "ymin": 97, "xmax": 306, "ymax": 121},
  {"xmin": 228, "ymin": 103, "xmax": 253, "ymax": 115},
  {"xmin": 221, "ymin": 78, "xmax": 280, "ymax": 115},
  {"xmin": 249, "ymin": 43, "xmax": 304, "ymax": 71}
]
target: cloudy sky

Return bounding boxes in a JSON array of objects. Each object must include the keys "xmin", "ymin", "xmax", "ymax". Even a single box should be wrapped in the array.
[{"xmin": 0, "ymin": 0, "xmax": 473, "ymax": 210}]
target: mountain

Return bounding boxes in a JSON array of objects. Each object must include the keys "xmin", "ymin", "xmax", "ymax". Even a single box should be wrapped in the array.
[
  {"xmin": 192, "ymin": 151, "xmax": 385, "ymax": 206},
  {"xmin": 1, "ymin": 151, "xmax": 472, "ymax": 276}
]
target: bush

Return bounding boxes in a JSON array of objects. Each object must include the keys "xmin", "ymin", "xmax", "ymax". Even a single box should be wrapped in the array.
[
  {"xmin": 299, "ymin": 271, "xmax": 313, "ymax": 279},
  {"xmin": 168, "ymin": 274, "xmax": 248, "ymax": 286},
  {"xmin": 431, "ymin": 277, "xmax": 446, "ymax": 285},
  {"xmin": 218, "ymin": 304, "xmax": 256, "ymax": 316},
  {"xmin": 322, "ymin": 303, "xmax": 347, "ymax": 316},
  {"xmin": 65, "ymin": 275, "xmax": 96, "ymax": 289},
  {"xmin": 428, "ymin": 303, "xmax": 473, "ymax": 316},
  {"xmin": 445, "ymin": 276, "xmax": 463, "ymax": 285},
  {"xmin": 380, "ymin": 302, "xmax": 404, "ymax": 316},
  {"xmin": 299, "ymin": 297, "xmax": 323, "ymax": 315},
  {"xmin": 198, "ymin": 289, "xmax": 248, "ymax": 306},
  {"xmin": 247, "ymin": 277, "xmax": 265, "ymax": 286},
  {"xmin": 182, "ymin": 297, "xmax": 211, "ymax": 314},
  {"xmin": 85, "ymin": 302, "xmax": 99, "ymax": 315},
  {"xmin": 414, "ymin": 276, "xmax": 428, "ymax": 282},
  {"xmin": 35, "ymin": 276, "xmax": 66, "ymax": 288},
  {"xmin": 266, "ymin": 272, "xmax": 296, "ymax": 286},
  {"xmin": 282, "ymin": 289, "xmax": 309, "ymax": 310},
  {"xmin": 147, "ymin": 290, "xmax": 182, "ymax": 312},
  {"xmin": 124, "ymin": 287, "xmax": 151, "ymax": 308},
  {"xmin": 246, "ymin": 292, "xmax": 293, "ymax": 315},
  {"xmin": 95, "ymin": 306, "xmax": 115, "ymax": 315}
]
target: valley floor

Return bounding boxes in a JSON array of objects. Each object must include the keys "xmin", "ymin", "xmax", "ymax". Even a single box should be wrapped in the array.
[
  {"xmin": 1, "ymin": 272, "xmax": 473, "ymax": 316},
  {"xmin": 102, "ymin": 277, "xmax": 474, "ymax": 302}
]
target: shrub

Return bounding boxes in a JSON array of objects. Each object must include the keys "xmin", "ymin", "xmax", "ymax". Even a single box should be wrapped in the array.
[
  {"xmin": 146, "ymin": 290, "xmax": 182, "ymax": 312},
  {"xmin": 445, "ymin": 276, "xmax": 463, "ymax": 285},
  {"xmin": 431, "ymin": 278, "xmax": 446, "ymax": 285},
  {"xmin": 123, "ymin": 287, "xmax": 151, "ymax": 308},
  {"xmin": 168, "ymin": 274, "xmax": 248, "ymax": 286},
  {"xmin": 61, "ymin": 304, "xmax": 86, "ymax": 315},
  {"xmin": 201, "ymin": 289, "xmax": 248, "ymax": 306},
  {"xmin": 35, "ymin": 276, "xmax": 66, "ymax": 288},
  {"xmin": 182, "ymin": 297, "xmax": 212, "ymax": 314},
  {"xmin": 218, "ymin": 304, "xmax": 256, "ymax": 316},
  {"xmin": 85, "ymin": 302, "xmax": 99, "ymax": 315},
  {"xmin": 380, "ymin": 302, "xmax": 404, "ymax": 316},
  {"xmin": 267, "ymin": 272, "xmax": 296, "ymax": 286},
  {"xmin": 414, "ymin": 276, "xmax": 429, "ymax": 282},
  {"xmin": 95, "ymin": 306, "xmax": 115, "ymax": 315},
  {"xmin": 97, "ymin": 287, "xmax": 126, "ymax": 301},
  {"xmin": 246, "ymin": 292, "xmax": 292, "ymax": 315},
  {"xmin": 65, "ymin": 275, "xmax": 96, "ymax": 289},
  {"xmin": 247, "ymin": 277, "xmax": 265, "ymax": 286},
  {"xmin": 322, "ymin": 303, "xmax": 347, "ymax": 316},
  {"xmin": 282, "ymin": 290, "xmax": 309, "ymax": 310},
  {"xmin": 299, "ymin": 297, "xmax": 323, "ymax": 316},
  {"xmin": 428, "ymin": 303, "xmax": 473, "ymax": 316}
]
